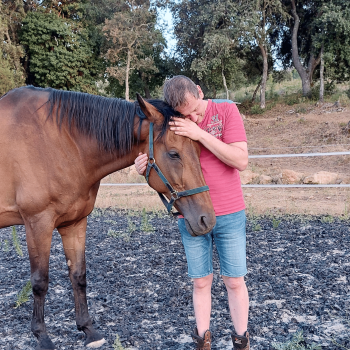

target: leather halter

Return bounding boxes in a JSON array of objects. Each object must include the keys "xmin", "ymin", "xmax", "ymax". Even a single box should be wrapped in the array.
[{"xmin": 145, "ymin": 122, "xmax": 209, "ymax": 215}]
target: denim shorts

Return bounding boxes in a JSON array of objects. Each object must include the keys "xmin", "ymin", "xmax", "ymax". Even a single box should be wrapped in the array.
[{"xmin": 178, "ymin": 210, "xmax": 247, "ymax": 278}]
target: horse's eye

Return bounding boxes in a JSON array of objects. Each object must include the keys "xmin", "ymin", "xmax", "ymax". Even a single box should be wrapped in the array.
[{"xmin": 168, "ymin": 151, "xmax": 180, "ymax": 159}]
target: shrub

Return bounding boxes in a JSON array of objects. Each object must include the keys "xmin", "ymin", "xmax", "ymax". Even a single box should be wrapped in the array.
[
  {"xmin": 272, "ymin": 331, "xmax": 321, "ymax": 350},
  {"xmin": 250, "ymin": 104, "xmax": 265, "ymax": 115},
  {"xmin": 285, "ymin": 94, "xmax": 301, "ymax": 105},
  {"xmin": 15, "ymin": 281, "xmax": 32, "ymax": 308}
]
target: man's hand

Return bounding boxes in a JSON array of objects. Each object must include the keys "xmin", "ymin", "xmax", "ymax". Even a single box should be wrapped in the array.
[
  {"xmin": 134, "ymin": 152, "xmax": 148, "ymax": 175},
  {"xmin": 169, "ymin": 117, "xmax": 205, "ymax": 141}
]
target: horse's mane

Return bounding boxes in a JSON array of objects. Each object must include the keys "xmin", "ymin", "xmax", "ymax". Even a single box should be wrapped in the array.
[{"xmin": 43, "ymin": 87, "xmax": 181, "ymax": 154}]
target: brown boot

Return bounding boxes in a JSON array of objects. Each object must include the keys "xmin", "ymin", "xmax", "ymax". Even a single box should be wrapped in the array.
[
  {"xmin": 232, "ymin": 331, "xmax": 250, "ymax": 350},
  {"xmin": 191, "ymin": 327, "xmax": 211, "ymax": 350}
]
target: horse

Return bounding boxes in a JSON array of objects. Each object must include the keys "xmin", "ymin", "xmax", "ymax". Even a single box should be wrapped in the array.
[{"xmin": 0, "ymin": 86, "xmax": 216, "ymax": 350}]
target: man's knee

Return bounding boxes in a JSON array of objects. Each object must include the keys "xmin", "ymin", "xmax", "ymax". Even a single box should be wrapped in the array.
[
  {"xmin": 222, "ymin": 276, "xmax": 246, "ymax": 291},
  {"xmin": 193, "ymin": 274, "xmax": 213, "ymax": 290}
]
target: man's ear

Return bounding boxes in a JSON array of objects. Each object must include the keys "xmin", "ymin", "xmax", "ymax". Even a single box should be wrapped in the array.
[
  {"xmin": 136, "ymin": 93, "xmax": 164, "ymax": 125},
  {"xmin": 196, "ymin": 85, "xmax": 204, "ymax": 100}
]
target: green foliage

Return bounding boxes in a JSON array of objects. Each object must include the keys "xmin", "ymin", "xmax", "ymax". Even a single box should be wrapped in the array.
[
  {"xmin": 252, "ymin": 223, "xmax": 262, "ymax": 231},
  {"xmin": 127, "ymin": 212, "xmax": 137, "ymax": 234},
  {"xmin": 272, "ymin": 218, "xmax": 281, "ymax": 229},
  {"xmin": 0, "ymin": 0, "xmax": 26, "ymax": 93},
  {"xmin": 272, "ymin": 331, "xmax": 321, "ymax": 350},
  {"xmin": 273, "ymin": 70, "xmax": 293, "ymax": 84},
  {"xmin": 113, "ymin": 334, "xmax": 125, "ymax": 350},
  {"xmin": 20, "ymin": 11, "xmax": 98, "ymax": 92},
  {"xmin": 321, "ymin": 215, "xmax": 334, "ymax": 224},
  {"xmin": 107, "ymin": 229, "xmax": 131, "ymax": 242},
  {"xmin": 285, "ymin": 94, "xmax": 301, "ymax": 106},
  {"xmin": 103, "ymin": 0, "xmax": 167, "ymax": 100},
  {"xmin": 15, "ymin": 281, "xmax": 32, "ymax": 308},
  {"xmin": 140, "ymin": 208, "xmax": 154, "ymax": 232},
  {"xmin": 11, "ymin": 226, "xmax": 23, "ymax": 257},
  {"xmin": 3, "ymin": 239, "xmax": 9, "ymax": 252},
  {"xmin": 250, "ymin": 104, "xmax": 266, "ymax": 115}
]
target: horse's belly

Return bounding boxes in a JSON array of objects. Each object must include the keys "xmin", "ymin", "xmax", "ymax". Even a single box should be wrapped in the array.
[{"xmin": 0, "ymin": 208, "xmax": 24, "ymax": 229}]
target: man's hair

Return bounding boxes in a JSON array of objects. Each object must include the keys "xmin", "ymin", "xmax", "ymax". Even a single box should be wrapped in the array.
[{"xmin": 163, "ymin": 75, "xmax": 199, "ymax": 109}]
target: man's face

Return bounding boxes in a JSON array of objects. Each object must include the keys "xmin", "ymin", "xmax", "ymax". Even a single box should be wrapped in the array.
[{"xmin": 175, "ymin": 92, "xmax": 206, "ymax": 124}]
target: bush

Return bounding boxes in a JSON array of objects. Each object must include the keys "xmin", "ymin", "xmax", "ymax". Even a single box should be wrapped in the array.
[
  {"xmin": 238, "ymin": 99, "xmax": 254, "ymax": 113},
  {"xmin": 285, "ymin": 93, "xmax": 301, "ymax": 105},
  {"xmin": 250, "ymin": 104, "xmax": 265, "ymax": 115},
  {"xmin": 273, "ymin": 70, "xmax": 293, "ymax": 84}
]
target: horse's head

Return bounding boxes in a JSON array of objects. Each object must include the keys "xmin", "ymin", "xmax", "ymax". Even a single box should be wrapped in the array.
[{"xmin": 136, "ymin": 94, "xmax": 216, "ymax": 237}]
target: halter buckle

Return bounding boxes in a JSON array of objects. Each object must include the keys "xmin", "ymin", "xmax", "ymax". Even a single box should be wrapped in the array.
[{"xmin": 171, "ymin": 190, "xmax": 179, "ymax": 200}]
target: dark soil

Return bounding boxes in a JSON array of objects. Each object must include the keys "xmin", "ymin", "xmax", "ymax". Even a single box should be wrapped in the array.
[{"xmin": 0, "ymin": 209, "xmax": 349, "ymax": 350}]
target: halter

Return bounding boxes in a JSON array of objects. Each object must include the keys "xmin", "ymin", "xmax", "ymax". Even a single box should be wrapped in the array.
[{"xmin": 145, "ymin": 122, "xmax": 209, "ymax": 215}]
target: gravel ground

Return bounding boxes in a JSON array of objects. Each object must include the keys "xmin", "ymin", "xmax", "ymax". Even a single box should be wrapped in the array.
[{"xmin": 0, "ymin": 209, "xmax": 349, "ymax": 350}]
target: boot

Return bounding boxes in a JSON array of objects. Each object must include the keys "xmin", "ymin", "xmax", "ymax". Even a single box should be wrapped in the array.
[
  {"xmin": 191, "ymin": 327, "xmax": 211, "ymax": 350},
  {"xmin": 232, "ymin": 331, "xmax": 250, "ymax": 350}
]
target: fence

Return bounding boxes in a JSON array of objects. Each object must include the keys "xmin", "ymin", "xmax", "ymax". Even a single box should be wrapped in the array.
[{"xmin": 100, "ymin": 150, "xmax": 350, "ymax": 188}]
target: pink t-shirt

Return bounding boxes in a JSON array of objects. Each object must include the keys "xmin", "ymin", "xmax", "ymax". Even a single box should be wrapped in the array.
[{"xmin": 197, "ymin": 99, "xmax": 247, "ymax": 216}]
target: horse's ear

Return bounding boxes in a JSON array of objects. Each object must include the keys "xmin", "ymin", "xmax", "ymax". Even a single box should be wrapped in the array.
[{"xmin": 136, "ymin": 93, "xmax": 164, "ymax": 125}]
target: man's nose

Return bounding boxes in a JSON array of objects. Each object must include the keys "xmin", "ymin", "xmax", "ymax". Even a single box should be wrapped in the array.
[{"xmin": 187, "ymin": 114, "xmax": 196, "ymax": 122}]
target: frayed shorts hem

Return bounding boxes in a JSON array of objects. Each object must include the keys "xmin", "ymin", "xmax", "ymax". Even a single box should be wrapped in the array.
[
  {"xmin": 188, "ymin": 271, "xmax": 213, "ymax": 279},
  {"xmin": 219, "ymin": 270, "xmax": 248, "ymax": 278}
]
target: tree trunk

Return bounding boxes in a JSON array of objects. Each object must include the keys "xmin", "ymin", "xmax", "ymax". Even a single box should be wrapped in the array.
[
  {"xmin": 290, "ymin": 0, "xmax": 311, "ymax": 96},
  {"xmin": 319, "ymin": 44, "xmax": 324, "ymax": 102},
  {"xmin": 221, "ymin": 67, "xmax": 229, "ymax": 100},
  {"xmin": 259, "ymin": 44, "xmax": 268, "ymax": 109},
  {"xmin": 125, "ymin": 49, "xmax": 131, "ymax": 101},
  {"xmin": 144, "ymin": 84, "xmax": 151, "ymax": 99},
  {"xmin": 252, "ymin": 79, "xmax": 262, "ymax": 103}
]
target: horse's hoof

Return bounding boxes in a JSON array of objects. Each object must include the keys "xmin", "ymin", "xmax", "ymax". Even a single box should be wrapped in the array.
[
  {"xmin": 86, "ymin": 338, "xmax": 106, "ymax": 348},
  {"xmin": 36, "ymin": 334, "xmax": 56, "ymax": 350},
  {"xmin": 85, "ymin": 331, "xmax": 106, "ymax": 348}
]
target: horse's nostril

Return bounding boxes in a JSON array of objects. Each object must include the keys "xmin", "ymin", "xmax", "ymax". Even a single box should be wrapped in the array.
[{"xmin": 200, "ymin": 215, "xmax": 209, "ymax": 229}]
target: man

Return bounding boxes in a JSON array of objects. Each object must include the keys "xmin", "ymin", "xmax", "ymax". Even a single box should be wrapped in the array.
[{"xmin": 135, "ymin": 75, "xmax": 250, "ymax": 350}]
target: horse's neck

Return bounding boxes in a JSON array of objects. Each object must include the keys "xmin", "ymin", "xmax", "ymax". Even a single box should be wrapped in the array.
[
  {"xmin": 74, "ymin": 116, "xmax": 149, "ymax": 184},
  {"xmin": 82, "ymin": 145, "xmax": 142, "ymax": 185}
]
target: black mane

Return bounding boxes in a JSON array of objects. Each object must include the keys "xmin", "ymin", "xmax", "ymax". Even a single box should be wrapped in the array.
[{"xmin": 44, "ymin": 87, "xmax": 181, "ymax": 154}]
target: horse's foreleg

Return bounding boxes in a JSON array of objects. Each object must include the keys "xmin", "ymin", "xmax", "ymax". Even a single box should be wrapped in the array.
[
  {"xmin": 57, "ymin": 217, "xmax": 106, "ymax": 348},
  {"xmin": 25, "ymin": 219, "xmax": 56, "ymax": 350}
]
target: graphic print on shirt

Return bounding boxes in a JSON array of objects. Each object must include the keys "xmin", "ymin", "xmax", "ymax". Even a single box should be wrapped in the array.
[{"xmin": 204, "ymin": 114, "xmax": 223, "ymax": 139}]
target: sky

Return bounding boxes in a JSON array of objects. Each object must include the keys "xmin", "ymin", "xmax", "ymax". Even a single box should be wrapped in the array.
[{"xmin": 156, "ymin": 7, "xmax": 177, "ymax": 55}]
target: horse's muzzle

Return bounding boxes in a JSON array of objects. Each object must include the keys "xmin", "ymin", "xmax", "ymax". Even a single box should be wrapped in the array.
[{"xmin": 184, "ymin": 214, "xmax": 216, "ymax": 237}]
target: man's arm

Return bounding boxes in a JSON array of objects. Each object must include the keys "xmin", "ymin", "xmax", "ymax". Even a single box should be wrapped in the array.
[{"xmin": 169, "ymin": 117, "xmax": 248, "ymax": 171}]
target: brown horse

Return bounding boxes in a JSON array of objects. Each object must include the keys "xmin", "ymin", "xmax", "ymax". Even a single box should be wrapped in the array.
[{"xmin": 0, "ymin": 86, "xmax": 215, "ymax": 349}]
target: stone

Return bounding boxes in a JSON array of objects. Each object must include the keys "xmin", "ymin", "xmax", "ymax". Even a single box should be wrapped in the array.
[
  {"xmin": 281, "ymin": 169, "xmax": 303, "ymax": 184},
  {"xmin": 303, "ymin": 171, "xmax": 339, "ymax": 184},
  {"xmin": 341, "ymin": 176, "xmax": 350, "ymax": 184},
  {"xmin": 259, "ymin": 175, "xmax": 272, "ymax": 184},
  {"xmin": 240, "ymin": 170, "xmax": 259, "ymax": 184}
]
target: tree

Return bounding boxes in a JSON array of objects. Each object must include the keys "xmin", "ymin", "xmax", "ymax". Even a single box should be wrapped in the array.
[
  {"xmin": 191, "ymin": 32, "xmax": 239, "ymax": 99},
  {"xmin": 103, "ymin": 0, "xmax": 162, "ymax": 101},
  {"xmin": 313, "ymin": 0, "xmax": 350, "ymax": 100},
  {"xmin": 168, "ymin": 0, "xmax": 285, "ymax": 105},
  {"xmin": 167, "ymin": 0, "xmax": 213, "ymax": 91},
  {"xmin": 250, "ymin": 0, "xmax": 288, "ymax": 108},
  {"xmin": 0, "ymin": 0, "xmax": 26, "ymax": 94},
  {"xmin": 275, "ymin": 0, "xmax": 326, "ymax": 96},
  {"xmin": 20, "ymin": 10, "xmax": 99, "ymax": 91}
]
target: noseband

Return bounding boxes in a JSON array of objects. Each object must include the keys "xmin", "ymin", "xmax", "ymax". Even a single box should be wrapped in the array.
[{"xmin": 145, "ymin": 122, "xmax": 209, "ymax": 215}]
